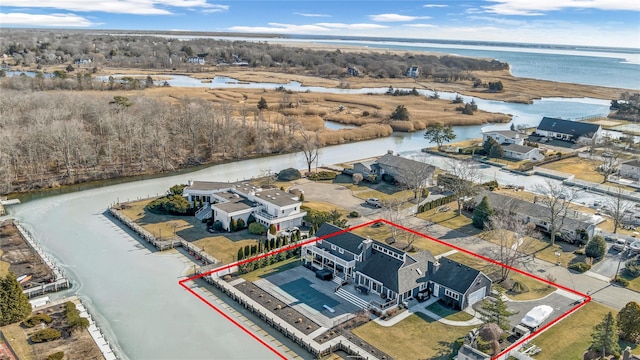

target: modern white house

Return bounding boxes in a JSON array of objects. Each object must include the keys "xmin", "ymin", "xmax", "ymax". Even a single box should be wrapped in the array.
[
  {"xmin": 619, "ymin": 159, "xmax": 640, "ymax": 180},
  {"xmin": 187, "ymin": 56, "xmax": 206, "ymax": 64},
  {"xmin": 503, "ymin": 144, "xmax": 543, "ymax": 161},
  {"xmin": 406, "ymin": 66, "xmax": 419, "ymax": 77},
  {"xmin": 482, "ymin": 130, "xmax": 525, "ymax": 146},
  {"xmin": 535, "ymin": 117, "xmax": 602, "ymax": 144},
  {"xmin": 182, "ymin": 181, "xmax": 306, "ymax": 233},
  {"xmin": 302, "ymin": 224, "xmax": 492, "ymax": 311}
]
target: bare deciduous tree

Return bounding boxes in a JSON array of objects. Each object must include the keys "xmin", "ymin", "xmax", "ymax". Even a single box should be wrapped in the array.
[
  {"xmin": 394, "ymin": 155, "xmax": 434, "ymax": 201},
  {"xmin": 605, "ymin": 186, "xmax": 635, "ymax": 234},
  {"xmin": 487, "ymin": 200, "xmax": 539, "ymax": 281},
  {"xmin": 297, "ymin": 129, "xmax": 320, "ymax": 174},
  {"xmin": 533, "ymin": 179, "xmax": 579, "ymax": 246},
  {"xmin": 445, "ymin": 159, "xmax": 482, "ymax": 216}
]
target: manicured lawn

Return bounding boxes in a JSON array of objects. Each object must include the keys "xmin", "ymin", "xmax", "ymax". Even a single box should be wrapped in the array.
[
  {"xmin": 425, "ymin": 302, "xmax": 474, "ymax": 321},
  {"xmin": 0, "ymin": 250, "xmax": 10, "ymax": 278},
  {"xmin": 193, "ymin": 236, "xmax": 258, "ymax": 264},
  {"xmin": 479, "ymin": 230, "xmax": 577, "ymax": 267},
  {"xmin": 351, "ymin": 225, "xmax": 452, "ymax": 257},
  {"xmin": 620, "ymin": 271, "xmax": 640, "ymax": 292},
  {"xmin": 117, "ymin": 199, "xmax": 195, "ymax": 241},
  {"xmin": 352, "ymin": 313, "xmax": 473, "ymax": 360},
  {"xmin": 302, "ymin": 201, "xmax": 350, "ymax": 216},
  {"xmin": 417, "ymin": 202, "xmax": 482, "ymax": 236},
  {"xmin": 240, "ymin": 257, "xmax": 302, "ymax": 282},
  {"xmin": 540, "ymin": 157, "xmax": 604, "ymax": 183},
  {"xmin": 532, "ymin": 302, "xmax": 639, "ymax": 360},
  {"xmin": 0, "ymin": 323, "xmax": 34, "ymax": 360},
  {"xmin": 504, "ymin": 272, "xmax": 556, "ymax": 301}
]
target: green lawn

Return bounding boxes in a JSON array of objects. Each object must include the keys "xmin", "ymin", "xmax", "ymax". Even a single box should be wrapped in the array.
[
  {"xmin": 532, "ymin": 302, "xmax": 639, "ymax": 360},
  {"xmin": 352, "ymin": 313, "xmax": 473, "ymax": 360},
  {"xmin": 240, "ymin": 257, "xmax": 302, "ymax": 282},
  {"xmin": 503, "ymin": 272, "xmax": 556, "ymax": 301},
  {"xmin": 425, "ymin": 302, "xmax": 474, "ymax": 322},
  {"xmin": 417, "ymin": 202, "xmax": 482, "ymax": 236},
  {"xmin": 621, "ymin": 270, "xmax": 640, "ymax": 292},
  {"xmin": 446, "ymin": 252, "xmax": 502, "ymax": 278},
  {"xmin": 0, "ymin": 323, "xmax": 34, "ymax": 360},
  {"xmin": 479, "ymin": 231, "xmax": 577, "ymax": 267}
]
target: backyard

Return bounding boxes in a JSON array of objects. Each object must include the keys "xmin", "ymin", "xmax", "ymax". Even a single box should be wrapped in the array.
[
  {"xmin": 352, "ymin": 313, "xmax": 473, "ymax": 360},
  {"xmin": 416, "ymin": 202, "xmax": 482, "ymax": 236},
  {"xmin": 532, "ymin": 302, "xmax": 639, "ymax": 360},
  {"xmin": 351, "ymin": 224, "xmax": 452, "ymax": 256}
]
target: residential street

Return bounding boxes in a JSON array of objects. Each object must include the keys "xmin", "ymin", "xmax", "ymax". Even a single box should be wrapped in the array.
[{"xmin": 296, "ymin": 179, "xmax": 639, "ymax": 311}]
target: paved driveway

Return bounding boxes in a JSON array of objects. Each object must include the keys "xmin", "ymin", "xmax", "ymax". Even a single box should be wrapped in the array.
[
  {"xmin": 504, "ymin": 292, "xmax": 579, "ymax": 329},
  {"xmin": 291, "ymin": 180, "xmax": 383, "ymax": 223}
]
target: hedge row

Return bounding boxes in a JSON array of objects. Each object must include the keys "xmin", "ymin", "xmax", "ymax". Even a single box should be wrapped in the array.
[
  {"xmin": 417, "ymin": 194, "xmax": 457, "ymax": 214},
  {"xmin": 23, "ymin": 313, "xmax": 53, "ymax": 328}
]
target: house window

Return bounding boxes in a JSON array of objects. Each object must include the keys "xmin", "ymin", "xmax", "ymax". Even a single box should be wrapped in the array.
[
  {"xmin": 372, "ymin": 282, "xmax": 377, "ymax": 292},
  {"xmin": 444, "ymin": 289, "xmax": 459, "ymax": 300},
  {"xmin": 339, "ymin": 248, "xmax": 344, "ymax": 254},
  {"xmin": 331, "ymin": 245, "xmax": 336, "ymax": 250}
]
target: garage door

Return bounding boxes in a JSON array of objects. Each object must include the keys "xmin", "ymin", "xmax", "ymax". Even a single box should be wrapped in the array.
[{"xmin": 467, "ymin": 287, "xmax": 485, "ymax": 306}]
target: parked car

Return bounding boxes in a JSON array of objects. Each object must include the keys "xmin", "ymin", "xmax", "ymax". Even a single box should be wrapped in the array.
[
  {"xmin": 520, "ymin": 305, "xmax": 553, "ymax": 331},
  {"xmin": 629, "ymin": 240, "xmax": 640, "ymax": 255},
  {"xmin": 366, "ymin": 198, "xmax": 382, "ymax": 208},
  {"xmin": 612, "ymin": 238, "xmax": 628, "ymax": 251}
]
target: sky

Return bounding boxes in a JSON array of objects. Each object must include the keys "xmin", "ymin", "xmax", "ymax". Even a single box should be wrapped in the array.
[{"xmin": 1, "ymin": 0, "xmax": 639, "ymax": 48}]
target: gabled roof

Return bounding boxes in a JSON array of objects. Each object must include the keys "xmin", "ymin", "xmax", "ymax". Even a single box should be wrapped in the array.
[
  {"xmin": 315, "ymin": 223, "xmax": 363, "ymax": 255},
  {"xmin": 475, "ymin": 191, "xmax": 593, "ymax": 230},
  {"xmin": 357, "ymin": 252, "xmax": 403, "ymax": 292},
  {"xmin": 430, "ymin": 257, "xmax": 484, "ymax": 294},
  {"xmin": 375, "ymin": 153, "xmax": 435, "ymax": 173},
  {"xmin": 622, "ymin": 159, "xmax": 640, "ymax": 167},
  {"xmin": 537, "ymin": 117, "xmax": 600, "ymax": 139},
  {"xmin": 484, "ymin": 130, "xmax": 519, "ymax": 138},
  {"xmin": 503, "ymin": 143, "xmax": 536, "ymax": 154}
]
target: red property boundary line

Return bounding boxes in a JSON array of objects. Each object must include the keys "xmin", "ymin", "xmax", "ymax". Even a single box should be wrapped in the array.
[{"xmin": 178, "ymin": 219, "xmax": 590, "ymax": 360}]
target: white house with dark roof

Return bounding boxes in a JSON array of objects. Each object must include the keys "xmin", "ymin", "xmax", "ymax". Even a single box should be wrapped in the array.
[
  {"xmin": 406, "ymin": 66, "xmax": 419, "ymax": 77},
  {"xmin": 620, "ymin": 159, "xmax": 640, "ymax": 180},
  {"xmin": 503, "ymin": 143, "xmax": 542, "ymax": 161},
  {"xmin": 182, "ymin": 181, "xmax": 306, "ymax": 233},
  {"xmin": 535, "ymin": 117, "xmax": 602, "ymax": 144},
  {"xmin": 302, "ymin": 224, "xmax": 492, "ymax": 311},
  {"xmin": 482, "ymin": 130, "xmax": 524, "ymax": 146}
]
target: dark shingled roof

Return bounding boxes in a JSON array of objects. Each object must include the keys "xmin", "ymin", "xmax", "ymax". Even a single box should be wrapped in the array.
[
  {"xmin": 430, "ymin": 257, "xmax": 483, "ymax": 294},
  {"xmin": 315, "ymin": 223, "xmax": 364, "ymax": 255},
  {"xmin": 537, "ymin": 117, "xmax": 600, "ymax": 139},
  {"xmin": 622, "ymin": 159, "xmax": 640, "ymax": 167},
  {"xmin": 357, "ymin": 252, "xmax": 404, "ymax": 292},
  {"xmin": 375, "ymin": 153, "xmax": 436, "ymax": 173}
]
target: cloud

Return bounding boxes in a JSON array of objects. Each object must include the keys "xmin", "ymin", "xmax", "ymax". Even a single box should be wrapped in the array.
[
  {"xmin": 466, "ymin": 15, "xmax": 526, "ymax": 26},
  {"xmin": 402, "ymin": 23, "xmax": 436, "ymax": 28},
  {"xmin": 0, "ymin": 0, "xmax": 227, "ymax": 15},
  {"xmin": 229, "ymin": 22, "xmax": 387, "ymax": 34},
  {"xmin": 0, "ymin": 12, "xmax": 96, "ymax": 26},
  {"xmin": 484, "ymin": 0, "xmax": 640, "ymax": 16},
  {"xmin": 423, "ymin": 4, "xmax": 448, "ymax": 7},
  {"xmin": 293, "ymin": 12, "xmax": 331, "ymax": 17},
  {"xmin": 369, "ymin": 13, "xmax": 431, "ymax": 22}
]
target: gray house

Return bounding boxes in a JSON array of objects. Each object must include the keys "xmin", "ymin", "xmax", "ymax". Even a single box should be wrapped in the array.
[
  {"xmin": 371, "ymin": 153, "xmax": 436, "ymax": 186},
  {"xmin": 620, "ymin": 159, "xmax": 640, "ymax": 180},
  {"xmin": 302, "ymin": 224, "xmax": 492, "ymax": 311}
]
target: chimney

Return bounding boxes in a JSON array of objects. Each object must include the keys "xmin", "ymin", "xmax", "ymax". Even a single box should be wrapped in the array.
[
  {"xmin": 361, "ymin": 238, "xmax": 373, "ymax": 261},
  {"xmin": 387, "ymin": 150, "xmax": 394, "ymax": 155},
  {"xmin": 187, "ymin": 180, "xmax": 193, "ymax": 186}
]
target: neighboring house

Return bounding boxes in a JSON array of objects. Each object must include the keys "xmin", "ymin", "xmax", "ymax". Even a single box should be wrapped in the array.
[
  {"xmin": 370, "ymin": 152, "xmax": 436, "ymax": 186},
  {"xmin": 187, "ymin": 56, "xmax": 206, "ymax": 64},
  {"xmin": 482, "ymin": 130, "xmax": 524, "ymax": 146},
  {"xmin": 535, "ymin": 117, "xmax": 602, "ymax": 144},
  {"xmin": 457, "ymin": 344, "xmax": 491, "ymax": 360},
  {"xmin": 406, "ymin": 66, "xmax": 419, "ymax": 77},
  {"xmin": 351, "ymin": 159, "xmax": 376, "ymax": 178},
  {"xmin": 302, "ymin": 224, "xmax": 492, "ymax": 311},
  {"xmin": 503, "ymin": 144, "xmax": 542, "ymax": 161},
  {"xmin": 346, "ymin": 67, "xmax": 360, "ymax": 76},
  {"xmin": 73, "ymin": 58, "xmax": 91, "ymax": 65},
  {"xmin": 472, "ymin": 191, "xmax": 601, "ymax": 243},
  {"xmin": 182, "ymin": 181, "xmax": 306, "ymax": 233},
  {"xmin": 619, "ymin": 159, "xmax": 640, "ymax": 180}
]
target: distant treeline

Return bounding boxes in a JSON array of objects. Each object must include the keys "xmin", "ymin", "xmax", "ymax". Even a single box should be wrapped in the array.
[{"xmin": 0, "ymin": 29, "xmax": 508, "ymax": 80}]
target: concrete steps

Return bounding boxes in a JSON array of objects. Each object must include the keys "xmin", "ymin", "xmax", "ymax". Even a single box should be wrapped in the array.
[{"xmin": 335, "ymin": 288, "xmax": 369, "ymax": 310}]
